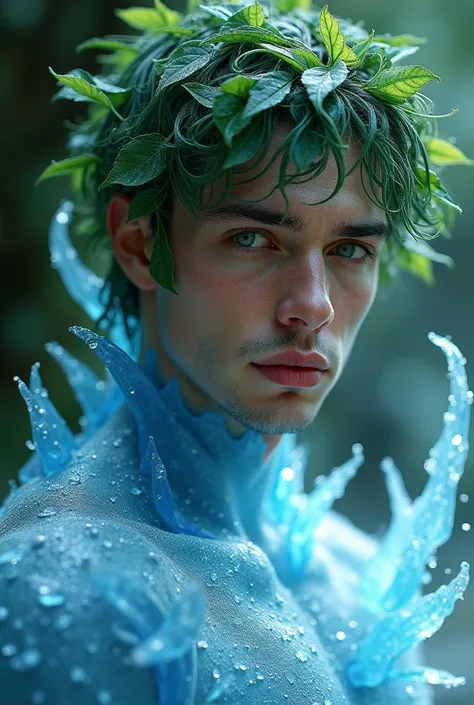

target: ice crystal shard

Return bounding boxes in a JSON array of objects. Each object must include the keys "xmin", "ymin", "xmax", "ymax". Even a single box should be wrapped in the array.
[
  {"xmin": 347, "ymin": 562, "xmax": 470, "ymax": 688},
  {"xmin": 14, "ymin": 362, "xmax": 77, "ymax": 476},
  {"xmin": 45, "ymin": 340, "xmax": 122, "ymax": 437},
  {"xmin": 48, "ymin": 200, "xmax": 140, "ymax": 360},
  {"xmin": 360, "ymin": 332, "xmax": 472, "ymax": 613},
  {"xmin": 90, "ymin": 572, "xmax": 204, "ymax": 705}
]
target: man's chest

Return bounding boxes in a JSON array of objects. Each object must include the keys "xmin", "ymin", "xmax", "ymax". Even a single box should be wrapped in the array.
[{"xmin": 153, "ymin": 532, "xmax": 423, "ymax": 705}]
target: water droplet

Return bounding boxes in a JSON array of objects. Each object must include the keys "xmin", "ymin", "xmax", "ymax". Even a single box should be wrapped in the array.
[
  {"xmin": 0, "ymin": 548, "xmax": 24, "ymax": 565},
  {"xmin": 197, "ymin": 640, "xmax": 209, "ymax": 649},
  {"xmin": 55, "ymin": 613, "xmax": 73, "ymax": 630},
  {"xmin": 212, "ymin": 669, "xmax": 221, "ymax": 679},
  {"xmin": 348, "ymin": 620, "xmax": 358, "ymax": 629},
  {"xmin": 297, "ymin": 625, "xmax": 305, "ymax": 635},
  {"xmin": 452, "ymin": 434, "xmax": 462, "ymax": 447},
  {"xmin": 461, "ymin": 523, "xmax": 471, "ymax": 531},
  {"xmin": 38, "ymin": 593, "xmax": 65, "ymax": 607},
  {"xmin": 103, "ymin": 540, "xmax": 113, "ymax": 549},
  {"xmin": 460, "ymin": 493, "xmax": 469, "ymax": 503},
  {"xmin": 336, "ymin": 631, "xmax": 346, "ymax": 641},
  {"xmin": 90, "ymin": 528, "xmax": 99, "ymax": 537},
  {"xmin": 210, "ymin": 572, "xmax": 218, "ymax": 582},
  {"xmin": 10, "ymin": 648, "xmax": 41, "ymax": 670},
  {"xmin": 295, "ymin": 650, "xmax": 308, "ymax": 662},
  {"xmin": 233, "ymin": 662, "xmax": 247, "ymax": 671},
  {"xmin": 234, "ymin": 595, "xmax": 241, "ymax": 604},
  {"xmin": 0, "ymin": 606, "xmax": 9, "ymax": 621},
  {"xmin": 130, "ymin": 487, "xmax": 142, "ymax": 496},
  {"xmin": 70, "ymin": 666, "xmax": 88, "ymax": 683},
  {"xmin": 256, "ymin": 673, "xmax": 264, "ymax": 680},
  {"xmin": 37, "ymin": 507, "xmax": 57, "ymax": 518},
  {"xmin": 285, "ymin": 671, "xmax": 296, "ymax": 684},
  {"xmin": 109, "ymin": 496, "xmax": 117, "ymax": 503},
  {"xmin": 2, "ymin": 643, "xmax": 17, "ymax": 656},
  {"xmin": 31, "ymin": 535, "xmax": 46, "ymax": 549},
  {"xmin": 97, "ymin": 690, "xmax": 112, "ymax": 704}
]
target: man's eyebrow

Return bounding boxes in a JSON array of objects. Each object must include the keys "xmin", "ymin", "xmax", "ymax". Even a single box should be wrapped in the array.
[{"xmin": 199, "ymin": 204, "xmax": 392, "ymax": 239}]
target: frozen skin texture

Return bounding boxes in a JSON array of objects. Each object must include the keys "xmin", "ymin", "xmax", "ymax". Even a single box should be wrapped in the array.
[{"xmin": 0, "ymin": 201, "xmax": 471, "ymax": 704}]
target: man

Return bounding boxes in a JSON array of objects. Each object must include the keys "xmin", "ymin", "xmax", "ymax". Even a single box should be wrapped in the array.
[{"xmin": 0, "ymin": 1, "xmax": 471, "ymax": 704}]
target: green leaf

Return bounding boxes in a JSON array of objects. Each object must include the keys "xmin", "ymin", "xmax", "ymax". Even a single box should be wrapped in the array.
[
  {"xmin": 156, "ymin": 41, "xmax": 215, "ymax": 93},
  {"xmin": 397, "ymin": 247, "xmax": 435, "ymax": 285},
  {"xmin": 224, "ymin": 0, "xmax": 266, "ymax": 28},
  {"xmin": 319, "ymin": 5, "xmax": 359, "ymax": 67},
  {"xmin": 213, "ymin": 91, "xmax": 252, "ymax": 147},
  {"xmin": 351, "ymin": 31, "xmax": 375, "ymax": 63},
  {"xmin": 291, "ymin": 47, "xmax": 325, "ymax": 68},
  {"xmin": 99, "ymin": 134, "xmax": 170, "ymax": 189},
  {"xmin": 76, "ymin": 37, "xmax": 140, "ymax": 55},
  {"xmin": 182, "ymin": 82, "xmax": 219, "ymax": 108},
  {"xmin": 241, "ymin": 71, "xmax": 293, "ymax": 121},
  {"xmin": 424, "ymin": 138, "xmax": 473, "ymax": 166},
  {"xmin": 301, "ymin": 60, "xmax": 348, "ymax": 112},
  {"xmin": 417, "ymin": 168, "xmax": 463, "ymax": 214},
  {"xmin": 149, "ymin": 218, "xmax": 177, "ymax": 294},
  {"xmin": 373, "ymin": 34, "xmax": 427, "ymax": 47},
  {"xmin": 200, "ymin": 25, "xmax": 295, "ymax": 48},
  {"xmin": 116, "ymin": 6, "xmax": 180, "ymax": 32},
  {"xmin": 290, "ymin": 127, "xmax": 322, "ymax": 171},
  {"xmin": 257, "ymin": 43, "xmax": 322, "ymax": 70},
  {"xmin": 402, "ymin": 235, "xmax": 454, "ymax": 269},
  {"xmin": 221, "ymin": 74, "xmax": 257, "ymax": 98},
  {"xmin": 276, "ymin": 0, "xmax": 312, "ymax": 11},
  {"xmin": 364, "ymin": 65, "xmax": 439, "ymax": 105},
  {"xmin": 35, "ymin": 154, "xmax": 98, "ymax": 186},
  {"xmin": 49, "ymin": 67, "xmax": 125, "ymax": 119},
  {"xmin": 127, "ymin": 186, "xmax": 167, "ymax": 222},
  {"xmin": 223, "ymin": 116, "xmax": 266, "ymax": 169}
]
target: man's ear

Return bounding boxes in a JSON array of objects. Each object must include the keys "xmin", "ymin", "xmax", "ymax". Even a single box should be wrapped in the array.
[{"xmin": 106, "ymin": 193, "xmax": 157, "ymax": 291}]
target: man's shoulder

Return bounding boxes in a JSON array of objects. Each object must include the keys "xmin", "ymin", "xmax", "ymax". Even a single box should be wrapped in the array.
[{"xmin": 0, "ymin": 509, "xmax": 182, "ymax": 705}]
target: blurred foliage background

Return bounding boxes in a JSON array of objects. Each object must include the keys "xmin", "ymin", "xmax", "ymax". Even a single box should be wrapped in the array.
[{"xmin": 0, "ymin": 0, "xmax": 473, "ymax": 702}]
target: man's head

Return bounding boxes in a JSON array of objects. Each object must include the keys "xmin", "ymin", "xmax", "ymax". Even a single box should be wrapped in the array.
[
  {"xmin": 106, "ymin": 118, "xmax": 388, "ymax": 442},
  {"xmin": 38, "ymin": 1, "xmax": 466, "ymax": 446}
]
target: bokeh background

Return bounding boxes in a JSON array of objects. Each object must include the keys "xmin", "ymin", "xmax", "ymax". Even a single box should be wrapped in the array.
[{"xmin": 0, "ymin": 0, "xmax": 473, "ymax": 702}]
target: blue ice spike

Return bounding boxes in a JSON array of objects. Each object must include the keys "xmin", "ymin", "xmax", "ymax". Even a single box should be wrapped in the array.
[{"xmin": 90, "ymin": 571, "xmax": 206, "ymax": 705}]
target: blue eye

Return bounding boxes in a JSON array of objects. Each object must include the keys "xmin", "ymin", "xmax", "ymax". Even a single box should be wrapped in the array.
[{"xmin": 229, "ymin": 230, "xmax": 376, "ymax": 265}]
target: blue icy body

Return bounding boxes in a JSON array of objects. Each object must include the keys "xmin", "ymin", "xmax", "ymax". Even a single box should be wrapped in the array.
[{"xmin": 0, "ymin": 202, "xmax": 471, "ymax": 705}]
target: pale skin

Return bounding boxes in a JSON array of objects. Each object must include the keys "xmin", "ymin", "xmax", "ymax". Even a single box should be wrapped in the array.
[{"xmin": 106, "ymin": 120, "xmax": 389, "ymax": 464}]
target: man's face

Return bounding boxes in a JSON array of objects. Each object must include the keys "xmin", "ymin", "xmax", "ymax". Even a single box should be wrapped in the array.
[{"xmin": 148, "ymin": 121, "xmax": 388, "ymax": 439}]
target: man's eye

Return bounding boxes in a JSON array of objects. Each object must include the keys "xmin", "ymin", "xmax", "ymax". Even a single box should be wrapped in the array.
[{"xmin": 230, "ymin": 230, "xmax": 272, "ymax": 252}]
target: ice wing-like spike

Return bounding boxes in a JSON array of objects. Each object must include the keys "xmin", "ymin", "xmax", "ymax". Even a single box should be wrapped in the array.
[
  {"xmin": 347, "ymin": 562, "xmax": 470, "ymax": 689},
  {"xmin": 49, "ymin": 201, "xmax": 140, "ymax": 359},
  {"xmin": 286, "ymin": 443, "xmax": 365, "ymax": 578},
  {"xmin": 91, "ymin": 571, "xmax": 202, "ymax": 705},
  {"xmin": 361, "ymin": 458, "xmax": 414, "ymax": 609},
  {"xmin": 14, "ymin": 368, "xmax": 77, "ymax": 476},
  {"xmin": 130, "ymin": 581, "xmax": 206, "ymax": 665},
  {"xmin": 265, "ymin": 439, "xmax": 309, "ymax": 526},
  {"xmin": 143, "ymin": 436, "xmax": 215, "ymax": 539},
  {"xmin": 360, "ymin": 333, "xmax": 472, "ymax": 612},
  {"xmin": 45, "ymin": 340, "xmax": 122, "ymax": 436}
]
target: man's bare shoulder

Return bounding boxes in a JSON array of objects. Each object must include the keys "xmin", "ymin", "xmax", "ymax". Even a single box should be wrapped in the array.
[{"xmin": 0, "ymin": 508, "xmax": 182, "ymax": 705}]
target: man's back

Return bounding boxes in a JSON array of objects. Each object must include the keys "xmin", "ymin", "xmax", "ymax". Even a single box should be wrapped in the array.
[{"xmin": 0, "ymin": 404, "xmax": 433, "ymax": 705}]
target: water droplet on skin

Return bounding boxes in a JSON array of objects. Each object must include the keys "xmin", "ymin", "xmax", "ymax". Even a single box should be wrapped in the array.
[
  {"xmin": 295, "ymin": 650, "xmax": 308, "ymax": 662},
  {"xmin": 37, "ymin": 507, "xmax": 57, "ymax": 518},
  {"xmin": 130, "ymin": 487, "xmax": 142, "ymax": 496},
  {"xmin": 336, "ymin": 631, "xmax": 346, "ymax": 641},
  {"xmin": 70, "ymin": 666, "xmax": 88, "ymax": 683},
  {"xmin": 348, "ymin": 620, "xmax": 358, "ymax": 629},
  {"xmin": 90, "ymin": 528, "xmax": 99, "ymax": 537},
  {"xmin": 460, "ymin": 493, "xmax": 469, "ymax": 503},
  {"xmin": 109, "ymin": 496, "xmax": 117, "ymax": 503},
  {"xmin": 10, "ymin": 648, "xmax": 41, "ymax": 670},
  {"xmin": 103, "ymin": 541, "xmax": 113, "ymax": 549},
  {"xmin": 38, "ymin": 593, "xmax": 66, "ymax": 607},
  {"xmin": 285, "ymin": 671, "xmax": 296, "ymax": 684},
  {"xmin": 210, "ymin": 572, "xmax": 218, "ymax": 582},
  {"xmin": 31, "ymin": 535, "xmax": 46, "ymax": 549},
  {"xmin": 234, "ymin": 595, "xmax": 241, "ymax": 604},
  {"xmin": 233, "ymin": 663, "xmax": 247, "ymax": 671},
  {"xmin": 0, "ymin": 606, "xmax": 9, "ymax": 620},
  {"xmin": 2, "ymin": 643, "xmax": 17, "ymax": 656},
  {"xmin": 256, "ymin": 673, "xmax": 264, "ymax": 680},
  {"xmin": 197, "ymin": 640, "xmax": 209, "ymax": 649},
  {"xmin": 461, "ymin": 523, "xmax": 471, "ymax": 531}
]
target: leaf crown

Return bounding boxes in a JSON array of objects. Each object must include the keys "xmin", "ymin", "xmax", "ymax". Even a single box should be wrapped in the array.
[{"xmin": 37, "ymin": 0, "xmax": 472, "ymax": 339}]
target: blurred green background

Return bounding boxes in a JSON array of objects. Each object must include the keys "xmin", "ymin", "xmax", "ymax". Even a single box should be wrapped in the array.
[{"xmin": 0, "ymin": 0, "xmax": 473, "ymax": 702}]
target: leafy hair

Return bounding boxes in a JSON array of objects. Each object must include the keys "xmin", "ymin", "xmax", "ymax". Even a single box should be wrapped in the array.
[{"xmin": 37, "ymin": 0, "xmax": 472, "ymax": 343}]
